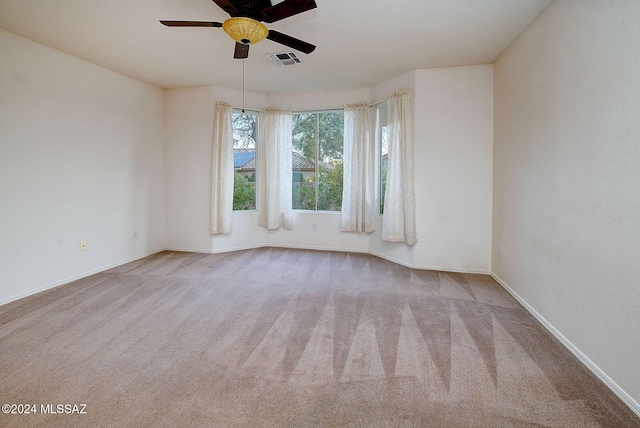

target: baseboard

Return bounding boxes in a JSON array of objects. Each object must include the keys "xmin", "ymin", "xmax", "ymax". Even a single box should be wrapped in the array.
[
  {"xmin": 165, "ymin": 244, "xmax": 266, "ymax": 254},
  {"xmin": 164, "ymin": 246, "xmax": 215, "ymax": 254},
  {"xmin": 165, "ymin": 245, "xmax": 489, "ymax": 274},
  {"xmin": 412, "ymin": 263, "xmax": 489, "ymax": 275},
  {"xmin": 490, "ymin": 272, "xmax": 640, "ymax": 417},
  {"xmin": 267, "ymin": 243, "xmax": 370, "ymax": 254},
  {"xmin": 369, "ymin": 250, "xmax": 490, "ymax": 274},
  {"xmin": 167, "ymin": 244, "xmax": 370, "ymax": 255},
  {"xmin": 0, "ymin": 248, "xmax": 165, "ymax": 307}
]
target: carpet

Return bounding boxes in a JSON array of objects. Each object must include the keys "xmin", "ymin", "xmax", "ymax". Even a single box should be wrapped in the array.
[{"xmin": 1, "ymin": 248, "xmax": 638, "ymax": 427}]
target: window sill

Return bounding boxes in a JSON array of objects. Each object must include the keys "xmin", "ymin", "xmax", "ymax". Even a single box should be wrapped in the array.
[{"xmin": 293, "ymin": 210, "xmax": 341, "ymax": 215}]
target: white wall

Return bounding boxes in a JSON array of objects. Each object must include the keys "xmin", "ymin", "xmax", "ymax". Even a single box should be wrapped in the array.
[
  {"xmin": 492, "ymin": 1, "xmax": 640, "ymax": 410},
  {"xmin": 0, "ymin": 29, "xmax": 165, "ymax": 304},
  {"xmin": 165, "ymin": 86, "xmax": 217, "ymax": 252},
  {"xmin": 414, "ymin": 66, "xmax": 494, "ymax": 272},
  {"xmin": 267, "ymin": 88, "xmax": 370, "ymax": 111},
  {"xmin": 165, "ymin": 69, "xmax": 494, "ymax": 273},
  {"xmin": 368, "ymin": 67, "xmax": 494, "ymax": 273}
]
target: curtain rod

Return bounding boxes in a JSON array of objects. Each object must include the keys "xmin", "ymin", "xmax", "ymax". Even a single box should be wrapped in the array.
[
  {"xmin": 230, "ymin": 107, "xmax": 345, "ymax": 114},
  {"xmin": 226, "ymin": 101, "xmax": 389, "ymax": 112}
]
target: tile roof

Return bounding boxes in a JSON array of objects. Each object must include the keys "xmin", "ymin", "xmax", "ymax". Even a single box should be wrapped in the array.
[
  {"xmin": 234, "ymin": 149, "xmax": 315, "ymax": 171},
  {"xmin": 292, "ymin": 152, "xmax": 316, "ymax": 170},
  {"xmin": 234, "ymin": 151, "xmax": 255, "ymax": 168}
]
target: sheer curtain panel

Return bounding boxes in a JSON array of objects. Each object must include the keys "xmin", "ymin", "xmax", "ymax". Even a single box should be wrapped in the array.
[
  {"xmin": 382, "ymin": 91, "xmax": 417, "ymax": 245},
  {"xmin": 258, "ymin": 108, "xmax": 293, "ymax": 230},
  {"xmin": 211, "ymin": 102, "xmax": 234, "ymax": 234},
  {"xmin": 341, "ymin": 103, "xmax": 375, "ymax": 233}
]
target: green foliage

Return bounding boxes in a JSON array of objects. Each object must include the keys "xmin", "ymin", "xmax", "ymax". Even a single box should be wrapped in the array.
[
  {"xmin": 292, "ymin": 113, "xmax": 317, "ymax": 159},
  {"xmin": 291, "ymin": 162, "xmax": 344, "ymax": 211},
  {"xmin": 379, "ymin": 125, "xmax": 388, "ymax": 214},
  {"xmin": 293, "ymin": 179, "xmax": 315, "ymax": 210},
  {"xmin": 232, "ymin": 112, "xmax": 257, "ymax": 148},
  {"xmin": 233, "ymin": 172, "xmax": 256, "ymax": 211},
  {"xmin": 380, "ymin": 167, "xmax": 387, "ymax": 214},
  {"xmin": 291, "ymin": 111, "xmax": 344, "ymax": 211},
  {"xmin": 292, "ymin": 112, "xmax": 344, "ymax": 162},
  {"xmin": 319, "ymin": 112, "xmax": 344, "ymax": 160},
  {"xmin": 318, "ymin": 161, "xmax": 343, "ymax": 211},
  {"xmin": 232, "ymin": 110, "xmax": 344, "ymax": 212},
  {"xmin": 232, "ymin": 112, "xmax": 257, "ymax": 210}
]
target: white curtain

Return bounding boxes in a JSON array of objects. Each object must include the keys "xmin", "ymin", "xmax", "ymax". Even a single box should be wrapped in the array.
[
  {"xmin": 258, "ymin": 108, "xmax": 293, "ymax": 230},
  {"xmin": 382, "ymin": 91, "xmax": 417, "ymax": 245},
  {"xmin": 341, "ymin": 103, "xmax": 375, "ymax": 233},
  {"xmin": 210, "ymin": 101, "xmax": 234, "ymax": 234}
]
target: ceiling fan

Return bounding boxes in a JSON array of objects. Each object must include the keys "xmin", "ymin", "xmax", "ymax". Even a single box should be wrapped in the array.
[{"xmin": 160, "ymin": 0, "xmax": 317, "ymax": 59}]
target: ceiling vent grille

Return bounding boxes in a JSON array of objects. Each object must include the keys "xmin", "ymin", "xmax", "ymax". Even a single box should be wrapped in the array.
[{"xmin": 267, "ymin": 52, "xmax": 303, "ymax": 66}]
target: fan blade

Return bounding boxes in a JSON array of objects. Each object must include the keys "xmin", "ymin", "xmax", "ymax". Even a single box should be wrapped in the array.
[
  {"xmin": 260, "ymin": 0, "xmax": 317, "ymax": 23},
  {"xmin": 160, "ymin": 20, "xmax": 223, "ymax": 27},
  {"xmin": 234, "ymin": 42, "xmax": 250, "ymax": 59},
  {"xmin": 211, "ymin": 0, "xmax": 238, "ymax": 16},
  {"xmin": 267, "ymin": 30, "xmax": 316, "ymax": 54}
]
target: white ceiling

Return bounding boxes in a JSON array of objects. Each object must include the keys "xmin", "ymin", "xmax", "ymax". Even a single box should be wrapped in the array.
[{"xmin": 0, "ymin": 0, "xmax": 554, "ymax": 93}]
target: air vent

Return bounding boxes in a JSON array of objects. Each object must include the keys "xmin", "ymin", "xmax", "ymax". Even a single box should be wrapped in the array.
[{"xmin": 267, "ymin": 52, "xmax": 304, "ymax": 66}]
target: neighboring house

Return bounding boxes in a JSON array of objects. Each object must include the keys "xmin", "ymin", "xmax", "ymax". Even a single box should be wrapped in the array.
[
  {"xmin": 234, "ymin": 148, "xmax": 316, "ymax": 182},
  {"xmin": 234, "ymin": 148, "xmax": 257, "ymax": 181}
]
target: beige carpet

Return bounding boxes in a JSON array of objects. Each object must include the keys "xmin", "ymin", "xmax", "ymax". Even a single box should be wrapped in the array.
[{"xmin": 1, "ymin": 248, "xmax": 638, "ymax": 427}]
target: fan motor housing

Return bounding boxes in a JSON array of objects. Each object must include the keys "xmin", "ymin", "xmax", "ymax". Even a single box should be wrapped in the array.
[{"xmin": 222, "ymin": 17, "xmax": 269, "ymax": 44}]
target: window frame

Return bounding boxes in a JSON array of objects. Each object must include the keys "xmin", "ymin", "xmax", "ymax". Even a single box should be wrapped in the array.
[
  {"xmin": 231, "ymin": 109, "xmax": 259, "ymax": 212},
  {"xmin": 376, "ymin": 102, "xmax": 388, "ymax": 215},
  {"xmin": 291, "ymin": 109, "xmax": 345, "ymax": 212}
]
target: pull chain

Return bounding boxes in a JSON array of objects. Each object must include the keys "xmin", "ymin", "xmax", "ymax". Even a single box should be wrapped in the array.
[{"xmin": 242, "ymin": 58, "xmax": 245, "ymax": 113}]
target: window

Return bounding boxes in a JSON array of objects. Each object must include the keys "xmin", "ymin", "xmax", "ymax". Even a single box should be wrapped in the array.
[
  {"xmin": 292, "ymin": 111, "xmax": 344, "ymax": 211},
  {"xmin": 232, "ymin": 110, "xmax": 258, "ymax": 210},
  {"xmin": 377, "ymin": 104, "xmax": 388, "ymax": 214}
]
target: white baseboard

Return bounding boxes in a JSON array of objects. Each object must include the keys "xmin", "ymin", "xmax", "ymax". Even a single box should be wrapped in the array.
[
  {"xmin": 266, "ymin": 243, "xmax": 369, "ymax": 254},
  {"xmin": 165, "ymin": 245, "xmax": 489, "ymax": 275},
  {"xmin": 166, "ymin": 244, "xmax": 273, "ymax": 254},
  {"xmin": 490, "ymin": 272, "xmax": 640, "ymax": 418},
  {"xmin": 369, "ymin": 249, "xmax": 490, "ymax": 274},
  {"xmin": 0, "ymin": 248, "xmax": 165, "ymax": 307},
  {"xmin": 167, "ymin": 244, "xmax": 370, "ymax": 255},
  {"xmin": 164, "ymin": 246, "xmax": 216, "ymax": 254}
]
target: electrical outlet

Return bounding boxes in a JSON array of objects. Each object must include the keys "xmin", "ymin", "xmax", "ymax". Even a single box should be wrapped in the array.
[
  {"xmin": 312, "ymin": 223, "xmax": 317, "ymax": 230},
  {"xmin": 133, "ymin": 231, "xmax": 137, "ymax": 239},
  {"xmin": 498, "ymin": 245, "xmax": 503, "ymax": 256},
  {"xmin": 80, "ymin": 241, "xmax": 87, "ymax": 251}
]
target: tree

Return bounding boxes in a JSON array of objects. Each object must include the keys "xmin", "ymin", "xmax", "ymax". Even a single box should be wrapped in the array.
[
  {"xmin": 232, "ymin": 112, "xmax": 257, "ymax": 148},
  {"xmin": 292, "ymin": 112, "xmax": 344, "ymax": 161},
  {"xmin": 292, "ymin": 113, "xmax": 317, "ymax": 159},
  {"xmin": 318, "ymin": 161, "xmax": 343, "ymax": 211},
  {"xmin": 319, "ymin": 112, "xmax": 344, "ymax": 160},
  {"xmin": 292, "ymin": 162, "xmax": 343, "ymax": 211},
  {"xmin": 380, "ymin": 125, "xmax": 388, "ymax": 214},
  {"xmin": 233, "ymin": 172, "xmax": 256, "ymax": 210},
  {"xmin": 291, "ymin": 111, "xmax": 344, "ymax": 211},
  {"xmin": 380, "ymin": 166, "xmax": 387, "ymax": 214},
  {"xmin": 293, "ymin": 179, "xmax": 315, "ymax": 210}
]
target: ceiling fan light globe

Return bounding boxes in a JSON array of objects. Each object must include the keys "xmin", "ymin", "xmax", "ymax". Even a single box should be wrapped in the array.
[{"xmin": 222, "ymin": 17, "xmax": 268, "ymax": 44}]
